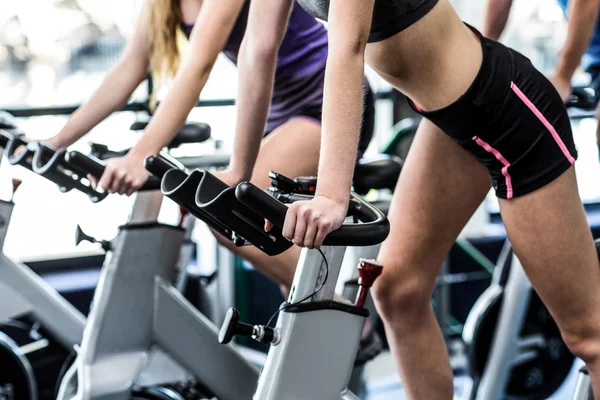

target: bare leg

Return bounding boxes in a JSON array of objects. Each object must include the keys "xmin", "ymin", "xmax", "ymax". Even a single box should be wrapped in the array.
[
  {"xmin": 499, "ymin": 167, "xmax": 600, "ymax": 397},
  {"xmin": 373, "ymin": 119, "xmax": 491, "ymax": 400},
  {"xmin": 215, "ymin": 117, "xmax": 321, "ymax": 290}
]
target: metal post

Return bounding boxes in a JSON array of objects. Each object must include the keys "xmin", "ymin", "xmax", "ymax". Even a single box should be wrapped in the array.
[
  {"xmin": 476, "ymin": 253, "xmax": 532, "ymax": 399},
  {"xmin": 289, "ymin": 246, "xmax": 346, "ymax": 303},
  {"xmin": 572, "ymin": 368, "xmax": 593, "ymax": 400}
]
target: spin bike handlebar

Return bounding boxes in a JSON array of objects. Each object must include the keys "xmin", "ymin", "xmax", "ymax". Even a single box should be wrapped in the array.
[
  {"xmin": 566, "ymin": 87, "xmax": 598, "ymax": 111},
  {"xmin": 235, "ymin": 183, "xmax": 390, "ymax": 247},
  {"xmin": 65, "ymin": 151, "xmax": 162, "ymax": 191},
  {"xmin": 2, "ymin": 130, "xmax": 36, "ymax": 171},
  {"xmin": 145, "ymin": 154, "xmax": 390, "ymax": 251},
  {"xmin": 144, "ymin": 153, "xmax": 177, "ymax": 179},
  {"xmin": 0, "ymin": 130, "xmax": 162, "ymax": 201},
  {"xmin": 566, "ymin": 76, "xmax": 600, "ymax": 119},
  {"xmin": 0, "ymin": 131, "xmax": 108, "ymax": 202}
]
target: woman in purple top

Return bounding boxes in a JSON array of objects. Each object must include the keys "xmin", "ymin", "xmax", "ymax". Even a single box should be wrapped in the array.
[{"xmin": 40, "ymin": 0, "xmax": 374, "ymax": 291}]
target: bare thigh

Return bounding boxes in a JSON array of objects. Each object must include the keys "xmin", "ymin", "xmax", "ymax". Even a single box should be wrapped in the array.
[
  {"xmin": 499, "ymin": 167, "xmax": 600, "ymax": 344},
  {"xmin": 377, "ymin": 119, "xmax": 491, "ymax": 302},
  {"xmin": 252, "ymin": 117, "xmax": 321, "ymax": 188},
  {"xmin": 215, "ymin": 117, "xmax": 322, "ymax": 288}
]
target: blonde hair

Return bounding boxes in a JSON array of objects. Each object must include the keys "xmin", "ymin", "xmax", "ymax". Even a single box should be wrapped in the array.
[{"xmin": 147, "ymin": 0, "xmax": 185, "ymax": 95}]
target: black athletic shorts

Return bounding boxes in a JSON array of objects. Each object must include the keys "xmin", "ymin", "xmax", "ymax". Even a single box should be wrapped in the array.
[
  {"xmin": 282, "ymin": 80, "xmax": 376, "ymax": 159},
  {"xmin": 407, "ymin": 25, "xmax": 577, "ymax": 199}
]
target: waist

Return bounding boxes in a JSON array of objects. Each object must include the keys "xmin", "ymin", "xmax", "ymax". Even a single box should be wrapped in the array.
[
  {"xmin": 407, "ymin": 33, "xmax": 518, "ymax": 141},
  {"xmin": 366, "ymin": 1, "xmax": 479, "ymax": 108}
]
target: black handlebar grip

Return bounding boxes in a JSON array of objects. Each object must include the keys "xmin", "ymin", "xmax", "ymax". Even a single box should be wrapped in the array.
[
  {"xmin": 235, "ymin": 183, "xmax": 288, "ymax": 228},
  {"xmin": 235, "ymin": 183, "xmax": 390, "ymax": 247},
  {"xmin": 67, "ymin": 151, "xmax": 161, "ymax": 191},
  {"xmin": 66, "ymin": 151, "xmax": 105, "ymax": 179},
  {"xmin": 144, "ymin": 155, "xmax": 177, "ymax": 179}
]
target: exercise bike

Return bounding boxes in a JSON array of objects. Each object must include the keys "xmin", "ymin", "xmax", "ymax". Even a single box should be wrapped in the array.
[
  {"xmin": 144, "ymin": 154, "xmax": 390, "ymax": 399},
  {"xmin": 46, "ymin": 147, "xmax": 265, "ymax": 400},
  {"xmin": 0, "ymin": 129, "xmax": 99, "ymax": 400},
  {"xmin": 53, "ymin": 142, "xmax": 401, "ymax": 400},
  {"xmin": 0, "ymin": 114, "xmax": 213, "ymax": 400},
  {"xmin": 1, "ymin": 136, "xmax": 218, "ymax": 400}
]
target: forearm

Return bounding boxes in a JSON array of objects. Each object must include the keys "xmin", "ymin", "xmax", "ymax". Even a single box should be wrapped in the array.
[
  {"xmin": 131, "ymin": 64, "xmax": 211, "ymax": 157},
  {"xmin": 229, "ymin": 43, "xmax": 277, "ymax": 181},
  {"xmin": 53, "ymin": 62, "xmax": 146, "ymax": 148},
  {"xmin": 483, "ymin": 0, "xmax": 513, "ymax": 40},
  {"xmin": 555, "ymin": 0, "xmax": 600, "ymax": 80},
  {"xmin": 316, "ymin": 52, "xmax": 365, "ymax": 205}
]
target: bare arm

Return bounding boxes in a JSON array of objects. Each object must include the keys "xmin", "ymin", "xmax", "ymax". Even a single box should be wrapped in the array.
[
  {"xmin": 275, "ymin": 0, "xmax": 374, "ymax": 248},
  {"xmin": 228, "ymin": 0, "xmax": 294, "ymax": 181},
  {"xmin": 555, "ymin": 0, "xmax": 600, "ymax": 81},
  {"xmin": 483, "ymin": 0, "xmax": 514, "ymax": 40},
  {"xmin": 130, "ymin": 0, "xmax": 245, "ymax": 160},
  {"xmin": 315, "ymin": 0, "xmax": 374, "ymax": 206},
  {"xmin": 50, "ymin": 4, "xmax": 151, "ymax": 148}
]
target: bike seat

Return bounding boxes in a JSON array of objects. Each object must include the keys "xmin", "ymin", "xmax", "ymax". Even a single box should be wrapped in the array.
[
  {"xmin": 89, "ymin": 143, "xmax": 128, "ymax": 160},
  {"xmin": 130, "ymin": 119, "xmax": 211, "ymax": 147},
  {"xmin": 0, "ymin": 110, "xmax": 19, "ymax": 130},
  {"xmin": 353, "ymin": 154, "xmax": 403, "ymax": 195},
  {"xmin": 89, "ymin": 122, "xmax": 212, "ymax": 160},
  {"xmin": 168, "ymin": 123, "xmax": 211, "ymax": 148}
]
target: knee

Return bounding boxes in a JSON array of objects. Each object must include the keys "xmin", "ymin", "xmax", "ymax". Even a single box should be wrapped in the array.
[
  {"xmin": 371, "ymin": 266, "xmax": 433, "ymax": 325},
  {"xmin": 562, "ymin": 329, "xmax": 600, "ymax": 365}
]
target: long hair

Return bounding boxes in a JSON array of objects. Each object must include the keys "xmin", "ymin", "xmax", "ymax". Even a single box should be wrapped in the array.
[{"xmin": 147, "ymin": 0, "xmax": 184, "ymax": 94}]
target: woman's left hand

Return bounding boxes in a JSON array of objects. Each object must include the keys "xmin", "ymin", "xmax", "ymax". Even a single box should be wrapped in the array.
[
  {"xmin": 95, "ymin": 154, "xmax": 150, "ymax": 196},
  {"xmin": 279, "ymin": 195, "xmax": 348, "ymax": 249}
]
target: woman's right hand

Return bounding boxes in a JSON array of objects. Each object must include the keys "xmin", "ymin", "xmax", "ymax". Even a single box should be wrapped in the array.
[{"xmin": 270, "ymin": 195, "xmax": 347, "ymax": 249}]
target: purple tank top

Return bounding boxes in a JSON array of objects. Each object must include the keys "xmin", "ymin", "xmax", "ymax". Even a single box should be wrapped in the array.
[{"xmin": 181, "ymin": 1, "xmax": 328, "ymax": 132}]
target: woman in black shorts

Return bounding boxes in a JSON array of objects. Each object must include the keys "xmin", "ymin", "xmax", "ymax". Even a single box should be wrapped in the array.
[{"xmin": 220, "ymin": 0, "xmax": 600, "ymax": 398}]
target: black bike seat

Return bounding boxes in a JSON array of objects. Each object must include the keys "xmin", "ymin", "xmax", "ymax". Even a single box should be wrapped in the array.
[
  {"xmin": 130, "ymin": 119, "xmax": 211, "ymax": 148},
  {"xmin": 353, "ymin": 154, "xmax": 403, "ymax": 195}
]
